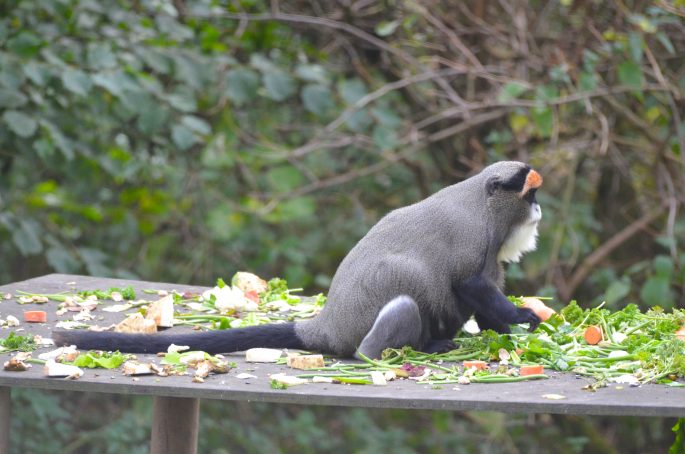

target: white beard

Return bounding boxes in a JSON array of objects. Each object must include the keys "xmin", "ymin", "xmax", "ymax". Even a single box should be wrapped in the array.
[{"xmin": 497, "ymin": 203, "xmax": 541, "ymax": 263}]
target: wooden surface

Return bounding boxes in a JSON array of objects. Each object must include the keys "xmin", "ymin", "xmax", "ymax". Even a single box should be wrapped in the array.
[
  {"xmin": 0, "ymin": 274, "xmax": 683, "ymax": 417},
  {"xmin": 150, "ymin": 396, "xmax": 199, "ymax": 454}
]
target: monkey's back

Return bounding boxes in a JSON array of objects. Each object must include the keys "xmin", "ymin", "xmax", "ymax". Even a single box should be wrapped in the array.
[{"xmin": 297, "ymin": 181, "xmax": 489, "ymax": 356}]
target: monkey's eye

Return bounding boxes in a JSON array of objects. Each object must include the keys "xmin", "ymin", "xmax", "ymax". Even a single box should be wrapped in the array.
[{"xmin": 523, "ymin": 188, "xmax": 537, "ymax": 203}]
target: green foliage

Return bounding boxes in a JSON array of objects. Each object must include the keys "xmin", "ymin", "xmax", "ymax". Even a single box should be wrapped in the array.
[
  {"xmin": 0, "ymin": 332, "xmax": 36, "ymax": 352},
  {"xmin": 70, "ymin": 350, "xmax": 129, "ymax": 369}
]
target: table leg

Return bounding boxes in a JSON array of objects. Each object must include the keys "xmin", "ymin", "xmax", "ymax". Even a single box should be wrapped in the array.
[
  {"xmin": 150, "ymin": 396, "xmax": 200, "ymax": 454},
  {"xmin": 0, "ymin": 387, "xmax": 10, "ymax": 454}
]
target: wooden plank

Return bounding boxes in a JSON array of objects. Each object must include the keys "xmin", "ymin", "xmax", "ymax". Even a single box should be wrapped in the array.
[
  {"xmin": 0, "ymin": 274, "xmax": 683, "ymax": 418},
  {"xmin": 150, "ymin": 396, "xmax": 200, "ymax": 454},
  {"xmin": 0, "ymin": 387, "xmax": 10, "ymax": 453}
]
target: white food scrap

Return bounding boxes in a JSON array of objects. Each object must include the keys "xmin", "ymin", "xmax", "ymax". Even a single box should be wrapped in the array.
[
  {"xmin": 44, "ymin": 360, "xmax": 84, "ymax": 379},
  {"xmin": 286, "ymin": 353, "xmax": 325, "ymax": 370},
  {"xmin": 270, "ymin": 373, "xmax": 308, "ymax": 387},
  {"xmin": 245, "ymin": 348, "xmax": 282, "ymax": 363},
  {"xmin": 115, "ymin": 313, "xmax": 157, "ymax": 334},
  {"xmin": 146, "ymin": 294, "xmax": 174, "ymax": 328},
  {"xmin": 371, "ymin": 371, "xmax": 387, "ymax": 386}
]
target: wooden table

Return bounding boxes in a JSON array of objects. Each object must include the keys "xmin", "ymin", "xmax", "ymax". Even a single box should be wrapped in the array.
[{"xmin": 0, "ymin": 274, "xmax": 683, "ymax": 453}]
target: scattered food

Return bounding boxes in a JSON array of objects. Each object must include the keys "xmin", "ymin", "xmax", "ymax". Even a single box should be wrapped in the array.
[
  {"xmin": 542, "ymin": 394, "xmax": 566, "ymax": 400},
  {"xmin": 44, "ymin": 360, "xmax": 84, "ymax": 379},
  {"xmin": 245, "ymin": 348, "xmax": 283, "ymax": 363},
  {"xmin": 520, "ymin": 364, "xmax": 545, "ymax": 376},
  {"xmin": 286, "ymin": 353, "xmax": 325, "ymax": 370},
  {"xmin": 520, "ymin": 297, "xmax": 556, "ymax": 322},
  {"xmin": 146, "ymin": 294, "xmax": 174, "ymax": 328},
  {"xmin": 270, "ymin": 373, "xmax": 308, "ymax": 387},
  {"xmin": 463, "ymin": 360, "xmax": 488, "ymax": 371},
  {"xmin": 115, "ymin": 313, "xmax": 157, "ymax": 334},
  {"xmin": 371, "ymin": 371, "xmax": 387, "ymax": 385},
  {"xmin": 584, "ymin": 325, "xmax": 603, "ymax": 345},
  {"xmin": 4, "ymin": 357, "xmax": 30, "ymax": 372}
]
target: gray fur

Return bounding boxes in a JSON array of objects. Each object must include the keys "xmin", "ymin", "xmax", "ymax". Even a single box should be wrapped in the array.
[
  {"xmin": 356, "ymin": 296, "xmax": 422, "ymax": 360},
  {"xmin": 296, "ymin": 161, "xmax": 541, "ymax": 357}
]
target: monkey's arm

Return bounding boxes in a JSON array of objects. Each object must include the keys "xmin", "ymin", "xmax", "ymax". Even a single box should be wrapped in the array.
[{"xmin": 455, "ymin": 275, "xmax": 540, "ymax": 333}]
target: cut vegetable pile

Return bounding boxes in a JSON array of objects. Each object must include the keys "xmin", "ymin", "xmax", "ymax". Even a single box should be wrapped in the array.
[{"xmin": 0, "ymin": 274, "xmax": 683, "ymax": 390}]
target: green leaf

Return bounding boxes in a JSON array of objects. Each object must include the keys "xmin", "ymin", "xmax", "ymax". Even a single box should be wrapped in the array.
[
  {"xmin": 71, "ymin": 351, "xmax": 128, "ymax": 369},
  {"xmin": 12, "ymin": 219, "xmax": 42, "ymax": 256},
  {"xmin": 3, "ymin": 110, "xmax": 38, "ymax": 138},
  {"xmin": 46, "ymin": 246, "xmax": 81, "ymax": 273},
  {"xmin": 339, "ymin": 78, "xmax": 367, "ymax": 104},
  {"xmin": 136, "ymin": 103, "xmax": 170, "ymax": 135},
  {"xmin": 267, "ymin": 166, "xmax": 303, "ymax": 192},
  {"xmin": 181, "ymin": 115, "xmax": 211, "ymax": 135},
  {"xmin": 87, "ymin": 42, "xmax": 117, "ymax": 69},
  {"xmin": 23, "ymin": 62, "xmax": 49, "ymax": 86},
  {"xmin": 498, "ymin": 82, "xmax": 529, "ymax": 102},
  {"xmin": 372, "ymin": 125, "xmax": 399, "ymax": 150},
  {"xmin": 263, "ymin": 70, "xmax": 296, "ymax": 101},
  {"xmin": 61, "ymin": 69, "xmax": 93, "ymax": 96},
  {"xmin": 617, "ymin": 61, "xmax": 644, "ymax": 88},
  {"xmin": 371, "ymin": 106, "xmax": 402, "ymax": 128},
  {"xmin": 531, "ymin": 106, "xmax": 553, "ymax": 138},
  {"xmin": 301, "ymin": 84, "xmax": 334, "ymax": 115},
  {"xmin": 654, "ymin": 255, "xmax": 673, "ymax": 278},
  {"xmin": 628, "ymin": 32, "xmax": 643, "ymax": 63},
  {"xmin": 579, "ymin": 72, "xmax": 598, "ymax": 91},
  {"xmin": 657, "ymin": 32, "xmax": 675, "ymax": 55},
  {"xmin": 375, "ymin": 20, "xmax": 400, "ymax": 37},
  {"xmin": 0, "ymin": 88, "xmax": 28, "ymax": 108},
  {"xmin": 605, "ymin": 278, "xmax": 630, "ymax": 306},
  {"xmin": 640, "ymin": 276, "xmax": 674, "ymax": 308},
  {"xmin": 278, "ymin": 197, "xmax": 316, "ymax": 221},
  {"xmin": 225, "ymin": 68, "xmax": 260, "ymax": 106},
  {"xmin": 172, "ymin": 124, "xmax": 199, "ymax": 151},
  {"xmin": 295, "ymin": 64, "xmax": 328, "ymax": 84},
  {"xmin": 7, "ymin": 31, "xmax": 42, "ymax": 58},
  {"xmin": 168, "ymin": 88, "xmax": 197, "ymax": 112}
]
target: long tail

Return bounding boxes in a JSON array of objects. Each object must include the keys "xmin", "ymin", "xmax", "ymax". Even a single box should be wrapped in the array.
[{"xmin": 52, "ymin": 323, "xmax": 306, "ymax": 354}]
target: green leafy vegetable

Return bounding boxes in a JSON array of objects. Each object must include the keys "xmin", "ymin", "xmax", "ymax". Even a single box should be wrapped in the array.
[
  {"xmin": 70, "ymin": 350, "xmax": 130, "ymax": 369},
  {"xmin": 0, "ymin": 332, "xmax": 36, "ymax": 352}
]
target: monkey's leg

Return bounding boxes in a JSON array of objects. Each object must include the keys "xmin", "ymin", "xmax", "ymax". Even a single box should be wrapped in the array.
[
  {"xmin": 456, "ymin": 275, "xmax": 540, "ymax": 333},
  {"xmin": 355, "ymin": 296, "xmax": 422, "ymax": 359}
]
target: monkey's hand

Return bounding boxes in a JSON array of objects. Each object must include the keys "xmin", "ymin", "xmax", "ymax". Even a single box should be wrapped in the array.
[
  {"xmin": 513, "ymin": 306, "xmax": 541, "ymax": 332},
  {"xmin": 456, "ymin": 275, "xmax": 541, "ymax": 333}
]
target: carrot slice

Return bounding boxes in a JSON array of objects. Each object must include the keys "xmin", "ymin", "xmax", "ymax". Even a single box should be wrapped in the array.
[
  {"xmin": 519, "ymin": 364, "xmax": 544, "ymax": 376},
  {"xmin": 24, "ymin": 310, "xmax": 47, "ymax": 323},
  {"xmin": 520, "ymin": 297, "xmax": 556, "ymax": 322},
  {"xmin": 463, "ymin": 360, "xmax": 488, "ymax": 371},
  {"xmin": 675, "ymin": 326, "xmax": 685, "ymax": 342},
  {"xmin": 584, "ymin": 325, "xmax": 603, "ymax": 345}
]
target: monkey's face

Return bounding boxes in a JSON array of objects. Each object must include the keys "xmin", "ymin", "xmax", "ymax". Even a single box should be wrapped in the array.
[{"xmin": 483, "ymin": 162, "xmax": 543, "ymax": 263}]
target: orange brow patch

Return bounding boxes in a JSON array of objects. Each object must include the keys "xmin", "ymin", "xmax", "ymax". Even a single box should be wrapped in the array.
[{"xmin": 520, "ymin": 169, "xmax": 543, "ymax": 196}]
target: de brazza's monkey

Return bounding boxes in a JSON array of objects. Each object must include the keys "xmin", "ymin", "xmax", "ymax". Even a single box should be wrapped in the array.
[{"xmin": 54, "ymin": 161, "xmax": 543, "ymax": 359}]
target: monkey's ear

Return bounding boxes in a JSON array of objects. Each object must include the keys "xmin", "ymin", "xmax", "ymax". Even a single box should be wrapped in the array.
[{"xmin": 486, "ymin": 176, "xmax": 501, "ymax": 196}]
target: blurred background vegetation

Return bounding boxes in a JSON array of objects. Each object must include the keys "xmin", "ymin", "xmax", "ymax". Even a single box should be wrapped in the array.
[{"xmin": 1, "ymin": 0, "xmax": 684, "ymax": 452}]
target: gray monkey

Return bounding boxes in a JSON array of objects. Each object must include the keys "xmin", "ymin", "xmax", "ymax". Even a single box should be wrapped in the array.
[{"xmin": 54, "ymin": 161, "xmax": 543, "ymax": 358}]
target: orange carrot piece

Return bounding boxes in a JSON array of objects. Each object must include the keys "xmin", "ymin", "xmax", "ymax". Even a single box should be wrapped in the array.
[
  {"xmin": 584, "ymin": 325, "xmax": 603, "ymax": 345},
  {"xmin": 463, "ymin": 360, "xmax": 488, "ymax": 371},
  {"xmin": 520, "ymin": 297, "xmax": 556, "ymax": 322},
  {"xmin": 519, "ymin": 364, "xmax": 544, "ymax": 376},
  {"xmin": 675, "ymin": 326, "xmax": 685, "ymax": 342},
  {"xmin": 23, "ymin": 310, "xmax": 47, "ymax": 323}
]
